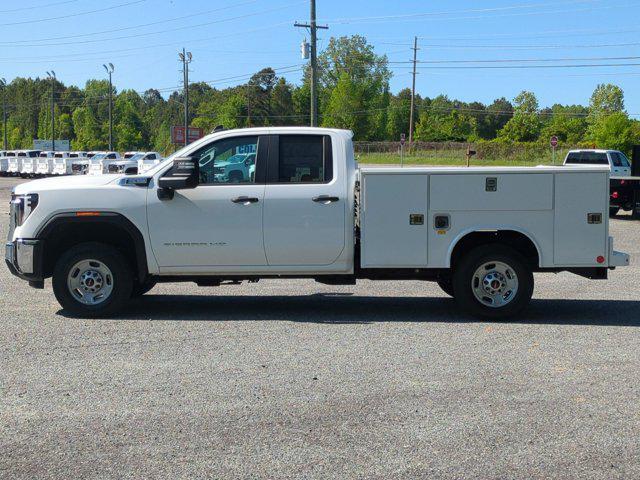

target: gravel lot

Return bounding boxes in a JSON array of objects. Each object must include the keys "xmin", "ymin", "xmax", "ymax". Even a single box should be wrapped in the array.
[{"xmin": 1, "ymin": 176, "xmax": 639, "ymax": 479}]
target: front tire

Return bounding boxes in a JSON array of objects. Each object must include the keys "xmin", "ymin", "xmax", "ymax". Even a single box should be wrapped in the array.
[
  {"xmin": 452, "ymin": 244, "xmax": 534, "ymax": 319},
  {"xmin": 53, "ymin": 242, "xmax": 133, "ymax": 318},
  {"xmin": 131, "ymin": 279, "xmax": 157, "ymax": 298}
]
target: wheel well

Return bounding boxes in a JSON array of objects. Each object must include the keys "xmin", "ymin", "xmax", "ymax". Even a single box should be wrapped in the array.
[
  {"xmin": 40, "ymin": 215, "xmax": 147, "ymax": 281},
  {"xmin": 450, "ymin": 230, "xmax": 540, "ymax": 269}
]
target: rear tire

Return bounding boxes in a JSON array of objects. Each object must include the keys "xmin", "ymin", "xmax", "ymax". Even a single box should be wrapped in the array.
[
  {"xmin": 53, "ymin": 242, "xmax": 133, "ymax": 318},
  {"xmin": 610, "ymin": 207, "xmax": 620, "ymax": 217},
  {"xmin": 437, "ymin": 278, "xmax": 455, "ymax": 297},
  {"xmin": 452, "ymin": 244, "xmax": 534, "ymax": 319}
]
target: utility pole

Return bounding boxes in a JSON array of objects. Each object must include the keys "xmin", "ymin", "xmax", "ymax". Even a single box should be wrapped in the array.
[
  {"xmin": 179, "ymin": 49, "xmax": 193, "ymax": 147},
  {"xmin": 295, "ymin": 0, "xmax": 328, "ymax": 127},
  {"xmin": 0, "ymin": 78, "xmax": 6, "ymax": 150},
  {"xmin": 103, "ymin": 63, "xmax": 115, "ymax": 151},
  {"xmin": 409, "ymin": 37, "xmax": 419, "ymax": 146},
  {"xmin": 46, "ymin": 71, "xmax": 56, "ymax": 151}
]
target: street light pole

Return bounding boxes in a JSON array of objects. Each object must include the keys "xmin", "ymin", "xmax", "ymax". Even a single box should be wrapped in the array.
[
  {"xmin": 178, "ymin": 49, "xmax": 192, "ymax": 147},
  {"xmin": 0, "ymin": 78, "xmax": 7, "ymax": 150},
  {"xmin": 103, "ymin": 63, "xmax": 115, "ymax": 151},
  {"xmin": 46, "ymin": 71, "xmax": 56, "ymax": 151}
]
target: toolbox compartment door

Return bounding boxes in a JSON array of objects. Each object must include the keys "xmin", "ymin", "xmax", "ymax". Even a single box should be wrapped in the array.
[
  {"xmin": 430, "ymin": 173, "xmax": 553, "ymax": 211},
  {"xmin": 554, "ymin": 172, "xmax": 608, "ymax": 265},
  {"xmin": 360, "ymin": 173, "xmax": 429, "ymax": 268}
]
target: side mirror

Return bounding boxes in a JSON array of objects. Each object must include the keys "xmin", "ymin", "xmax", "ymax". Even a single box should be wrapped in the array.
[{"xmin": 157, "ymin": 157, "xmax": 199, "ymax": 200}]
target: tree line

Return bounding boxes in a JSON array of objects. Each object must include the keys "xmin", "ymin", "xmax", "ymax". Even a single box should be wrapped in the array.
[{"xmin": 2, "ymin": 35, "xmax": 639, "ymax": 154}]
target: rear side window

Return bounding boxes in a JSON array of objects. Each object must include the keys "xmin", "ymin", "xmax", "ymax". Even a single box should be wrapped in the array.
[
  {"xmin": 276, "ymin": 135, "xmax": 333, "ymax": 183},
  {"xmin": 611, "ymin": 152, "xmax": 630, "ymax": 167}
]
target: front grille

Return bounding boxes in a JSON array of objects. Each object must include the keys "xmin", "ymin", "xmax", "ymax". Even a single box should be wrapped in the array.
[{"xmin": 108, "ymin": 164, "xmax": 119, "ymax": 173}]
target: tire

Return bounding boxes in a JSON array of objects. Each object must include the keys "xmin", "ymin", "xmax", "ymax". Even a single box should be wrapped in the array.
[
  {"xmin": 610, "ymin": 207, "xmax": 620, "ymax": 217},
  {"xmin": 437, "ymin": 277, "xmax": 455, "ymax": 297},
  {"xmin": 452, "ymin": 244, "xmax": 534, "ymax": 319},
  {"xmin": 131, "ymin": 279, "xmax": 157, "ymax": 298},
  {"xmin": 52, "ymin": 242, "xmax": 133, "ymax": 318}
]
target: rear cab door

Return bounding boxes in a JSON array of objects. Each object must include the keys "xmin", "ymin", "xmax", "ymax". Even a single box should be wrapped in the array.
[{"xmin": 263, "ymin": 132, "xmax": 347, "ymax": 269}]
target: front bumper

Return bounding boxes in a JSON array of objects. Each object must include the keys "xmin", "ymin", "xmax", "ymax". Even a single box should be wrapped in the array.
[{"xmin": 5, "ymin": 239, "xmax": 45, "ymax": 286}]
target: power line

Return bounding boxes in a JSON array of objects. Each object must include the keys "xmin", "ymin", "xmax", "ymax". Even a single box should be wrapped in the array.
[
  {"xmin": 0, "ymin": 2, "xmax": 304, "ymax": 47},
  {"xmin": 0, "ymin": 0, "xmax": 146, "ymax": 27},
  {"xmin": 0, "ymin": 0, "xmax": 79, "ymax": 14},
  {"xmin": 0, "ymin": 0, "xmax": 261, "ymax": 45},
  {"xmin": 319, "ymin": 0, "xmax": 600, "ymax": 23}
]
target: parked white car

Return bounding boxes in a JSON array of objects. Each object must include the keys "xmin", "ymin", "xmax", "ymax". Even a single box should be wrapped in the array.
[
  {"xmin": 51, "ymin": 152, "xmax": 74, "ymax": 175},
  {"xmin": 564, "ymin": 149, "xmax": 632, "ymax": 177},
  {"xmin": 36, "ymin": 151, "xmax": 56, "ymax": 177},
  {"xmin": 0, "ymin": 151, "xmax": 10, "ymax": 176},
  {"xmin": 18, "ymin": 150, "xmax": 41, "ymax": 178},
  {"xmin": 138, "ymin": 152, "xmax": 163, "ymax": 174},
  {"xmin": 6, "ymin": 151, "xmax": 21, "ymax": 176},
  {"xmin": 5, "ymin": 127, "xmax": 630, "ymax": 319},
  {"xmin": 70, "ymin": 152, "xmax": 90, "ymax": 175},
  {"xmin": 88, "ymin": 152, "xmax": 121, "ymax": 175},
  {"xmin": 108, "ymin": 151, "xmax": 163, "ymax": 174}
]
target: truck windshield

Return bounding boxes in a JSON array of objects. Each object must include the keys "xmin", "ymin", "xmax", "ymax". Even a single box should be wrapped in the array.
[{"xmin": 566, "ymin": 152, "xmax": 608, "ymax": 165}]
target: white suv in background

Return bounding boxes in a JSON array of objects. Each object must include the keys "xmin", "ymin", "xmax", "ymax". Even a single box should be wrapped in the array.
[{"xmin": 564, "ymin": 149, "xmax": 632, "ymax": 177}]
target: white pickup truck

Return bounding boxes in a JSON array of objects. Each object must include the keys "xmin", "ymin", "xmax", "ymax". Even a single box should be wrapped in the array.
[{"xmin": 5, "ymin": 127, "xmax": 630, "ymax": 318}]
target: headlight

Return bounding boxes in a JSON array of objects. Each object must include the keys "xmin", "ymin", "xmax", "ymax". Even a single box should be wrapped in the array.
[{"xmin": 10, "ymin": 193, "xmax": 39, "ymax": 226}]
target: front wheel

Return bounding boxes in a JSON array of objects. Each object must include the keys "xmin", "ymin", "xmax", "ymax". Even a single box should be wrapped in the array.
[
  {"xmin": 53, "ymin": 242, "xmax": 133, "ymax": 318},
  {"xmin": 452, "ymin": 244, "xmax": 534, "ymax": 319}
]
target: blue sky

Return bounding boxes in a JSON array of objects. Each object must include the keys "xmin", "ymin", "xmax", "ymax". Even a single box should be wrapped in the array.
[{"xmin": 2, "ymin": 0, "xmax": 640, "ymax": 114}]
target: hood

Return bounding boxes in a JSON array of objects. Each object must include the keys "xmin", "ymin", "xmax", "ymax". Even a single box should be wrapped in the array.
[{"xmin": 14, "ymin": 173, "xmax": 120, "ymax": 194}]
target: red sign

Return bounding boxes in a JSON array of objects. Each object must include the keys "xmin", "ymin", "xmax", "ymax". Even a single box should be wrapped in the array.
[
  {"xmin": 550, "ymin": 136, "xmax": 559, "ymax": 148},
  {"xmin": 171, "ymin": 126, "xmax": 204, "ymax": 145}
]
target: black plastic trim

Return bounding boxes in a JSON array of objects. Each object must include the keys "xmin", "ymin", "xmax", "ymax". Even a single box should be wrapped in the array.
[{"xmin": 37, "ymin": 212, "xmax": 148, "ymax": 282}]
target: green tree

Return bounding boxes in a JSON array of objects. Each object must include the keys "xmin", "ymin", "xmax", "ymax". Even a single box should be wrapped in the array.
[
  {"xmin": 114, "ymin": 90, "xmax": 145, "ymax": 150},
  {"xmin": 540, "ymin": 104, "xmax": 588, "ymax": 144},
  {"xmin": 589, "ymin": 84, "xmax": 625, "ymax": 118},
  {"xmin": 587, "ymin": 112, "xmax": 640, "ymax": 153},
  {"xmin": 498, "ymin": 91, "xmax": 541, "ymax": 142}
]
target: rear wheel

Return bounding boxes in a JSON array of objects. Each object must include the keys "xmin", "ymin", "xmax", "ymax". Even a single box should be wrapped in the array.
[
  {"xmin": 452, "ymin": 244, "xmax": 534, "ymax": 319},
  {"xmin": 610, "ymin": 207, "xmax": 620, "ymax": 217},
  {"xmin": 53, "ymin": 242, "xmax": 133, "ymax": 318}
]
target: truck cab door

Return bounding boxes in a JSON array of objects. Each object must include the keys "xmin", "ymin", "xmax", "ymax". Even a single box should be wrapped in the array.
[
  {"xmin": 263, "ymin": 134, "xmax": 346, "ymax": 266},
  {"xmin": 146, "ymin": 135, "xmax": 269, "ymax": 271}
]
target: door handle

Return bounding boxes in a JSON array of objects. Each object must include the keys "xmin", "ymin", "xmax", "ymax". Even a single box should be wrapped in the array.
[
  {"xmin": 312, "ymin": 195, "xmax": 340, "ymax": 203},
  {"xmin": 231, "ymin": 196, "xmax": 259, "ymax": 204}
]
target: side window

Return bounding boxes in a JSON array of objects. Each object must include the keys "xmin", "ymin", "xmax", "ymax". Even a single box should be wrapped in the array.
[
  {"xmin": 277, "ymin": 135, "xmax": 332, "ymax": 183},
  {"xmin": 611, "ymin": 153, "xmax": 624, "ymax": 167},
  {"xmin": 194, "ymin": 136, "xmax": 259, "ymax": 185},
  {"xmin": 107, "ymin": 154, "xmax": 116, "ymax": 159}
]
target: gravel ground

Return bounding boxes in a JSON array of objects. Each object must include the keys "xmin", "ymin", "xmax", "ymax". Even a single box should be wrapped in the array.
[{"xmin": 1, "ymin": 176, "xmax": 639, "ymax": 479}]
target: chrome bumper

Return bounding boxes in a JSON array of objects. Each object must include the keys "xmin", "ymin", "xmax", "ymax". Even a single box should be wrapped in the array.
[{"xmin": 5, "ymin": 239, "xmax": 44, "ymax": 285}]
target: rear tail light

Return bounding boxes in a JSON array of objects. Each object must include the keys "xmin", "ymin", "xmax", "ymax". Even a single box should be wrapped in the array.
[{"xmin": 612, "ymin": 191, "xmax": 619, "ymax": 199}]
